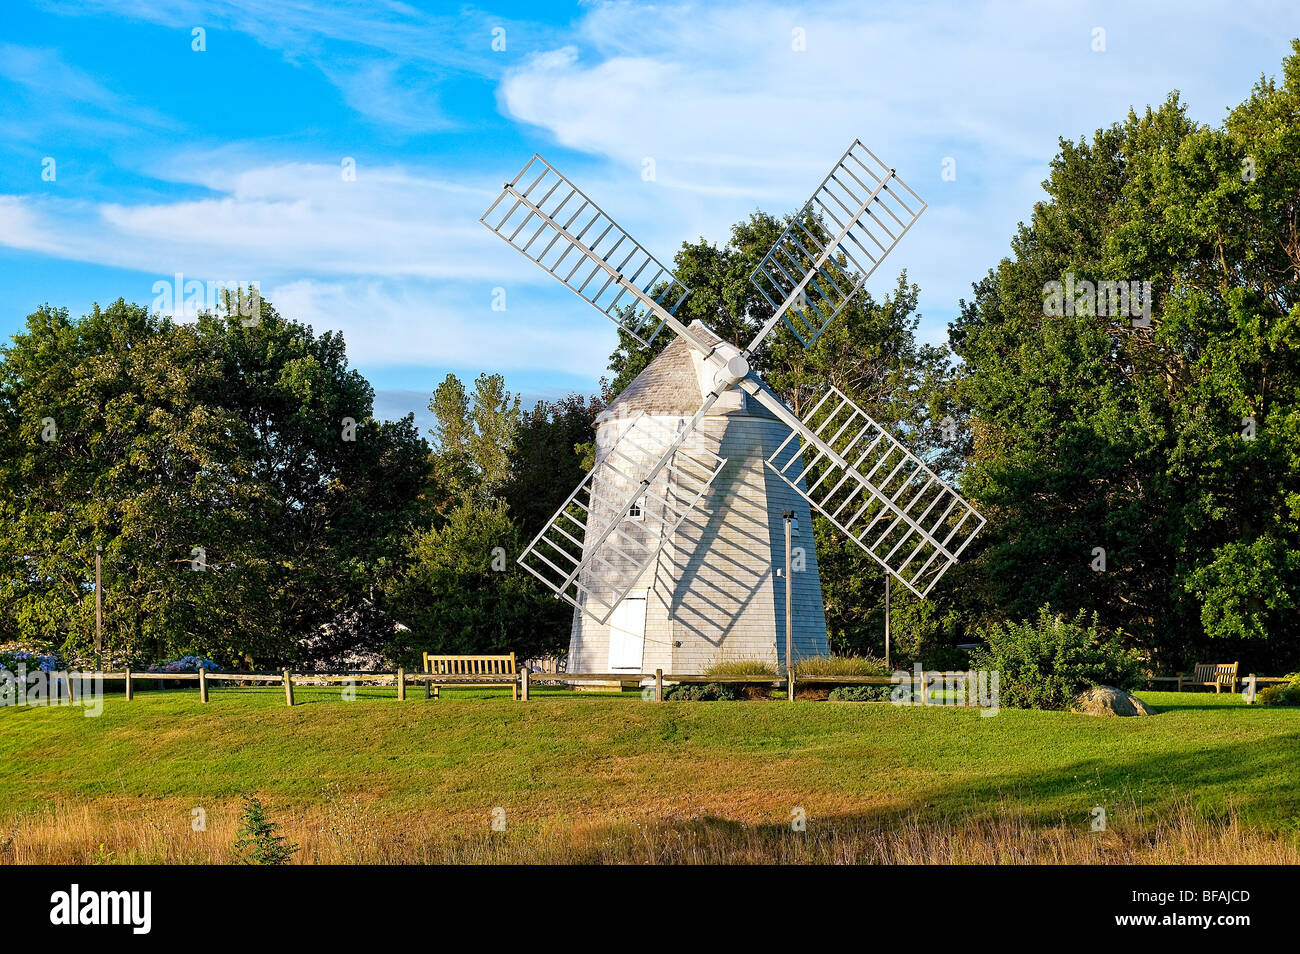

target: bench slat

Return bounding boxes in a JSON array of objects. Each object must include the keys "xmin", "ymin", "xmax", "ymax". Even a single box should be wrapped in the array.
[{"xmin": 422, "ymin": 653, "xmax": 519, "ymax": 700}]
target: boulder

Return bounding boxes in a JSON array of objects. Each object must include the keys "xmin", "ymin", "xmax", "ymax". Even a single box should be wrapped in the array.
[{"xmin": 1073, "ymin": 685, "xmax": 1157, "ymax": 717}]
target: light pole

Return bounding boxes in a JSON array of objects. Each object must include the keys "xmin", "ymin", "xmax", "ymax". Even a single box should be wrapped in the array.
[
  {"xmin": 884, "ymin": 574, "xmax": 891, "ymax": 671},
  {"xmin": 783, "ymin": 509, "xmax": 794, "ymax": 700},
  {"xmin": 95, "ymin": 543, "xmax": 103, "ymax": 669}
]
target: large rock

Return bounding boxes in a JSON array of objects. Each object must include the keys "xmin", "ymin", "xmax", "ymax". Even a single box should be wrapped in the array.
[{"xmin": 1073, "ymin": 685, "xmax": 1157, "ymax": 717}]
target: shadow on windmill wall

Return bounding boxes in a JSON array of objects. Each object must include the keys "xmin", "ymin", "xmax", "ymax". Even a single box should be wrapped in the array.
[{"xmin": 666, "ymin": 416, "xmax": 828, "ymax": 662}]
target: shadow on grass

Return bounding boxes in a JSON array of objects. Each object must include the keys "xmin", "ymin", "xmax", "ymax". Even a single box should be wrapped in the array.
[{"xmin": 891, "ymin": 729, "xmax": 1300, "ymax": 830}]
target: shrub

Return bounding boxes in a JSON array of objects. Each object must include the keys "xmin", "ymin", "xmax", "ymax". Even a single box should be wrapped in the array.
[
  {"xmin": 147, "ymin": 655, "xmax": 219, "ymax": 674},
  {"xmin": 703, "ymin": 659, "xmax": 778, "ymax": 678},
  {"xmin": 663, "ymin": 682, "xmax": 741, "ymax": 701},
  {"xmin": 0, "ymin": 641, "xmax": 65, "ymax": 674},
  {"xmin": 1258, "ymin": 677, "xmax": 1300, "ymax": 706},
  {"xmin": 232, "ymin": 795, "xmax": 298, "ymax": 865},
  {"xmin": 793, "ymin": 655, "xmax": 889, "ymax": 678},
  {"xmin": 828, "ymin": 684, "xmax": 894, "ymax": 702},
  {"xmin": 968, "ymin": 606, "xmax": 1141, "ymax": 711}
]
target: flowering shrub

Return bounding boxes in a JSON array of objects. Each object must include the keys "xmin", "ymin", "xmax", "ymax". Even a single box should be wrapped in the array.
[
  {"xmin": 147, "ymin": 655, "xmax": 220, "ymax": 674},
  {"xmin": 0, "ymin": 641, "xmax": 65, "ymax": 674}
]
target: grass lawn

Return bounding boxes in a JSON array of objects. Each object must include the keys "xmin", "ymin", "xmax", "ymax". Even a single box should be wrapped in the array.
[{"xmin": 2, "ymin": 685, "xmax": 1297, "ymax": 863}]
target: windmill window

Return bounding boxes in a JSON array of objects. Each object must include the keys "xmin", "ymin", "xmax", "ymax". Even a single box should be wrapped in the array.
[{"xmin": 627, "ymin": 497, "xmax": 645, "ymax": 521}]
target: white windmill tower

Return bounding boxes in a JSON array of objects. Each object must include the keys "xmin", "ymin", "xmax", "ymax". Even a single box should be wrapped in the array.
[{"xmin": 481, "ymin": 141, "xmax": 985, "ymax": 676}]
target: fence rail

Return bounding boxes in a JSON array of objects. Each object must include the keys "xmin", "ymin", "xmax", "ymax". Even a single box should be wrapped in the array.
[{"xmin": 72, "ymin": 666, "xmax": 1290, "ymax": 707}]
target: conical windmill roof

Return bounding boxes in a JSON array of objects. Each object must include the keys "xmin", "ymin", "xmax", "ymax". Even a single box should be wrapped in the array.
[{"xmin": 596, "ymin": 320, "xmax": 777, "ymax": 426}]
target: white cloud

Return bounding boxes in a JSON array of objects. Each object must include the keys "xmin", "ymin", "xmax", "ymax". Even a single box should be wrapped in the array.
[
  {"xmin": 41, "ymin": 0, "xmax": 547, "ymax": 129},
  {"xmin": 0, "ymin": 157, "xmax": 526, "ymax": 281},
  {"xmin": 9, "ymin": 0, "xmax": 1299, "ymax": 371},
  {"xmin": 265, "ymin": 277, "xmax": 613, "ymax": 375},
  {"xmin": 0, "ymin": 154, "xmax": 624, "ymax": 374},
  {"xmin": 0, "ymin": 42, "xmax": 178, "ymax": 140},
  {"xmin": 498, "ymin": 0, "xmax": 1298, "ymax": 339}
]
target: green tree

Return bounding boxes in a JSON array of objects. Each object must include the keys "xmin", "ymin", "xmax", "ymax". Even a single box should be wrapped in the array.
[
  {"xmin": 231, "ymin": 794, "xmax": 298, "ymax": 865},
  {"xmin": 384, "ymin": 497, "xmax": 569, "ymax": 663},
  {"xmin": 428, "ymin": 372, "xmax": 520, "ymax": 506},
  {"xmin": 953, "ymin": 42, "xmax": 1300, "ymax": 671},
  {"xmin": 0, "ymin": 298, "xmax": 430, "ymax": 667},
  {"xmin": 196, "ymin": 301, "xmax": 431, "ymax": 667},
  {"xmin": 0, "ymin": 301, "xmax": 249, "ymax": 661},
  {"xmin": 503, "ymin": 391, "xmax": 606, "ymax": 540}
]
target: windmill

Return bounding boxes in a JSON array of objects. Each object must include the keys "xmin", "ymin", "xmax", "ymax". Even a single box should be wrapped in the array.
[{"xmin": 481, "ymin": 140, "xmax": 985, "ymax": 675}]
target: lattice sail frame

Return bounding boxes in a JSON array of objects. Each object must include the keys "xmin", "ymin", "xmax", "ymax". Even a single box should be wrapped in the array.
[
  {"xmin": 481, "ymin": 154, "xmax": 690, "ymax": 346},
  {"xmin": 483, "ymin": 141, "xmax": 981, "ymax": 619},
  {"xmin": 767, "ymin": 387, "xmax": 984, "ymax": 598},
  {"xmin": 518, "ymin": 412, "xmax": 727, "ymax": 624},
  {"xmin": 749, "ymin": 140, "xmax": 926, "ymax": 348}
]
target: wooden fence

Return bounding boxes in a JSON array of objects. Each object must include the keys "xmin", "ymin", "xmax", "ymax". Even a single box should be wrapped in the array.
[
  {"xmin": 85, "ymin": 667, "xmax": 1291, "ymax": 707},
  {"xmin": 89, "ymin": 668, "xmax": 990, "ymax": 706},
  {"xmin": 1146, "ymin": 672, "xmax": 1287, "ymax": 703}
]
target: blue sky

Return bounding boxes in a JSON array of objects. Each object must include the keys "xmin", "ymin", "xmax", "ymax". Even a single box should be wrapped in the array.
[{"xmin": 1, "ymin": 0, "xmax": 1296, "ymax": 435}]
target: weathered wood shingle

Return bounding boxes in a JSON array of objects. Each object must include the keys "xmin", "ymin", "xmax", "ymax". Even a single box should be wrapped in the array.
[{"xmin": 571, "ymin": 320, "xmax": 828, "ymax": 676}]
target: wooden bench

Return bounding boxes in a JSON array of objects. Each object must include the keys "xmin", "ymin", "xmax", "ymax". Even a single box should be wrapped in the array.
[
  {"xmin": 422, "ymin": 653, "xmax": 518, "ymax": 700},
  {"xmin": 1180, "ymin": 661, "xmax": 1239, "ymax": 693}
]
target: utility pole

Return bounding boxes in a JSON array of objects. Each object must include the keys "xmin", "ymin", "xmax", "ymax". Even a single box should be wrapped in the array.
[
  {"xmin": 95, "ymin": 543, "xmax": 103, "ymax": 670},
  {"xmin": 884, "ymin": 574, "xmax": 891, "ymax": 671},
  {"xmin": 783, "ymin": 509, "xmax": 794, "ymax": 700}
]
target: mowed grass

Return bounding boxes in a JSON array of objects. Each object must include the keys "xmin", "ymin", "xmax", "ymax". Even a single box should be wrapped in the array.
[{"xmin": 1, "ymin": 686, "xmax": 1297, "ymax": 863}]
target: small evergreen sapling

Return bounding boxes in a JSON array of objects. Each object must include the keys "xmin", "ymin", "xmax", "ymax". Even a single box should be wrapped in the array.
[{"xmin": 232, "ymin": 794, "xmax": 298, "ymax": 865}]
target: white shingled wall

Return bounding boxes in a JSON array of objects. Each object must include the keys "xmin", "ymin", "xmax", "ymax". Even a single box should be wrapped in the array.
[{"xmin": 568, "ymin": 410, "xmax": 829, "ymax": 675}]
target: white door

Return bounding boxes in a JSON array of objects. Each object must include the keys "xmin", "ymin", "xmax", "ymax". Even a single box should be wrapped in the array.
[{"xmin": 608, "ymin": 594, "xmax": 647, "ymax": 671}]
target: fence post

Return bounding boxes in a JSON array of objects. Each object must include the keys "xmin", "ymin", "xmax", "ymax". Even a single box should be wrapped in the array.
[
  {"xmin": 919, "ymin": 669, "xmax": 929, "ymax": 706},
  {"xmin": 397, "ymin": 668, "xmax": 406, "ymax": 701},
  {"xmin": 1245, "ymin": 673, "xmax": 1257, "ymax": 705},
  {"xmin": 284, "ymin": 669, "xmax": 294, "ymax": 707},
  {"xmin": 787, "ymin": 669, "xmax": 795, "ymax": 702},
  {"xmin": 655, "ymin": 668, "xmax": 663, "ymax": 703},
  {"xmin": 520, "ymin": 666, "xmax": 529, "ymax": 702},
  {"xmin": 124, "ymin": 670, "xmax": 133, "ymax": 701},
  {"xmin": 199, "ymin": 667, "xmax": 208, "ymax": 703}
]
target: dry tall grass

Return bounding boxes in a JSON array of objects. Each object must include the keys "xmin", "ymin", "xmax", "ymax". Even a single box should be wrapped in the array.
[
  {"xmin": 3, "ymin": 795, "xmax": 1294, "ymax": 865},
  {"xmin": 793, "ymin": 655, "xmax": 890, "ymax": 678},
  {"xmin": 703, "ymin": 659, "xmax": 779, "ymax": 678}
]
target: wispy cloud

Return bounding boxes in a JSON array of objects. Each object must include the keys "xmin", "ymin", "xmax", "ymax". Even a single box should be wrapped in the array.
[
  {"xmin": 0, "ymin": 149, "xmax": 618, "ymax": 374},
  {"xmin": 7, "ymin": 0, "xmax": 1298, "ymax": 378},
  {"xmin": 0, "ymin": 42, "xmax": 177, "ymax": 139},
  {"xmin": 1, "ymin": 156, "xmax": 503, "ymax": 279},
  {"xmin": 498, "ymin": 0, "xmax": 1298, "ymax": 334},
  {"xmin": 267, "ymin": 277, "xmax": 612, "ymax": 374},
  {"xmin": 43, "ymin": 0, "xmax": 553, "ymax": 130}
]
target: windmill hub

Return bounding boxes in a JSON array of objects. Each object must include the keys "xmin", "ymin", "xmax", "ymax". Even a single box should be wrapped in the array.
[{"xmin": 713, "ymin": 352, "xmax": 750, "ymax": 389}]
